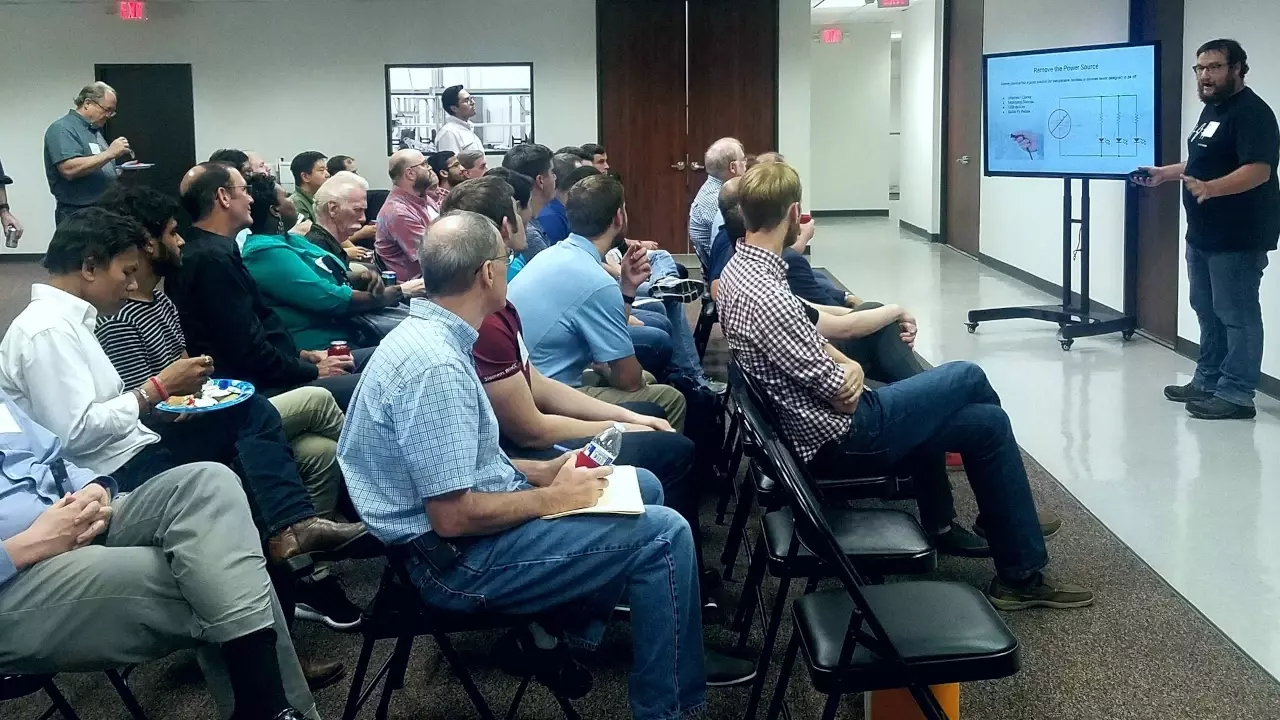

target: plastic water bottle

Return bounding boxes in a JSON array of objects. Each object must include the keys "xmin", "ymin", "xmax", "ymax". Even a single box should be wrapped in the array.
[{"xmin": 575, "ymin": 422, "xmax": 626, "ymax": 468}]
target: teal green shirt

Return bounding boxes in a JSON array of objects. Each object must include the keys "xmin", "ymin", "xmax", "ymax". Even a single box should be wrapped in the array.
[{"xmin": 241, "ymin": 232, "xmax": 355, "ymax": 351}]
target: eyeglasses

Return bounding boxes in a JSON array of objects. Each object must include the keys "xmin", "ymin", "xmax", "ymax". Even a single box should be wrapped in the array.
[
  {"xmin": 1191, "ymin": 62, "xmax": 1228, "ymax": 75},
  {"xmin": 459, "ymin": 97, "xmax": 477, "ymax": 105},
  {"xmin": 88, "ymin": 99, "xmax": 118, "ymax": 117},
  {"xmin": 474, "ymin": 251, "xmax": 513, "ymax": 274},
  {"xmin": 222, "ymin": 184, "xmax": 248, "ymax": 195}
]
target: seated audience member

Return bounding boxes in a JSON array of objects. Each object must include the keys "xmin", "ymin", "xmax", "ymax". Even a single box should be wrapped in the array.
[
  {"xmin": 94, "ymin": 184, "xmax": 350, "ymax": 519},
  {"xmin": 478, "ymin": 168, "xmax": 535, "ymax": 279},
  {"xmin": 717, "ymin": 162, "xmax": 1092, "ymax": 610},
  {"xmin": 581, "ymin": 143, "xmax": 610, "ymax": 173},
  {"xmin": 427, "ymin": 150, "xmax": 463, "ymax": 210},
  {"xmin": 209, "ymin": 149, "xmax": 296, "ymax": 248},
  {"xmin": 243, "ymin": 174, "xmax": 421, "ymax": 352},
  {"xmin": 165, "ymin": 162, "xmax": 366, "ymax": 410},
  {"xmin": 288, "ymin": 151, "xmax": 329, "ymax": 223},
  {"xmin": 327, "ymin": 155, "xmax": 357, "ymax": 176},
  {"xmin": 555, "ymin": 146, "xmax": 592, "ymax": 166},
  {"xmin": 299, "ymin": 171, "xmax": 372, "ymax": 263},
  {"xmin": 377, "ymin": 150, "xmax": 438, "ymax": 282},
  {"xmin": 209, "ymin": 148, "xmax": 251, "ymax": 175},
  {"xmin": 510, "ymin": 174, "xmax": 688, "ymax": 428},
  {"xmin": 0, "ymin": 207, "xmax": 368, "ymax": 567},
  {"xmin": 0, "ymin": 409, "xmax": 316, "ymax": 720},
  {"xmin": 338, "ymin": 212, "xmax": 752, "ymax": 714},
  {"xmin": 535, "ymin": 152, "xmax": 590, "ymax": 244},
  {"xmin": 502, "ymin": 143, "xmax": 557, "ymax": 260},
  {"xmin": 458, "ymin": 149, "xmax": 488, "ymax": 179},
  {"xmin": 689, "ymin": 138, "xmax": 746, "ymax": 265}
]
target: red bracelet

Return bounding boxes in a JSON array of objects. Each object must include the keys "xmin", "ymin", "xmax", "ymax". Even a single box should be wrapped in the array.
[{"xmin": 149, "ymin": 376, "xmax": 167, "ymax": 399}]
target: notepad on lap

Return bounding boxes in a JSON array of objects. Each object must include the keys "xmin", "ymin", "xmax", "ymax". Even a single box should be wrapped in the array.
[{"xmin": 542, "ymin": 465, "xmax": 646, "ymax": 519}]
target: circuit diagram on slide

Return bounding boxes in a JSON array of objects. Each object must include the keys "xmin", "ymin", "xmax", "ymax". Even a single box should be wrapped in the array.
[{"xmin": 1049, "ymin": 95, "xmax": 1148, "ymax": 157}]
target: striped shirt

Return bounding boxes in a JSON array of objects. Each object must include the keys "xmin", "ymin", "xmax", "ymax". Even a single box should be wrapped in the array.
[
  {"xmin": 717, "ymin": 241, "xmax": 851, "ymax": 462},
  {"xmin": 95, "ymin": 290, "xmax": 186, "ymax": 390}
]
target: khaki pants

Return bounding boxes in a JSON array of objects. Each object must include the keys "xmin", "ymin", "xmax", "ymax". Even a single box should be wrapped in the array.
[
  {"xmin": 578, "ymin": 370, "xmax": 688, "ymax": 431},
  {"xmin": 0, "ymin": 463, "xmax": 316, "ymax": 720},
  {"xmin": 270, "ymin": 386, "xmax": 345, "ymax": 518}
]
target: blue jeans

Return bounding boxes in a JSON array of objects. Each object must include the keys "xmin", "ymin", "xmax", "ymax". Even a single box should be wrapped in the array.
[
  {"xmin": 810, "ymin": 361, "xmax": 1047, "ymax": 582},
  {"xmin": 405, "ymin": 470, "xmax": 706, "ymax": 720},
  {"xmin": 1186, "ymin": 244, "xmax": 1269, "ymax": 407},
  {"xmin": 631, "ymin": 307, "xmax": 676, "ymax": 380},
  {"xmin": 634, "ymin": 303, "xmax": 706, "ymax": 383},
  {"xmin": 647, "ymin": 249, "xmax": 680, "ymax": 279}
]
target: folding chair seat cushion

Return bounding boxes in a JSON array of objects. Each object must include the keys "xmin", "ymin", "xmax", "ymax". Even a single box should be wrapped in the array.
[
  {"xmin": 793, "ymin": 581, "xmax": 1020, "ymax": 694},
  {"xmin": 0, "ymin": 674, "xmax": 48, "ymax": 701},
  {"xmin": 762, "ymin": 507, "xmax": 936, "ymax": 578}
]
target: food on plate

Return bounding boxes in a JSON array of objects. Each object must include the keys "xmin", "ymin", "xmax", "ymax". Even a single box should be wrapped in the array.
[{"xmin": 165, "ymin": 380, "xmax": 242, "ymax": 409}]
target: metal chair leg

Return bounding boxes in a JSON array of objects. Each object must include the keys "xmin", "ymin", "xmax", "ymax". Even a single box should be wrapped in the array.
[
  {"xmin": 742, "ymin": 572, "xmax": 794, "ymax": 719},
  {"xmin": 733, "ymin": 533, "xmax": 769, "ymax": 640},
  {"xmin": 765, "ymin": 632, "xmax": 801, "ymax": 720},
  {"xmin": 501, "ymin": 675, "xmax": 532, "ymax": 720},
  {"xmin": 342, "ymin": 634, "xmax": 379, "ymax": 720},
  {"xmin": 41, "ymin": 680, "xmax": 80, "ymax": 720},
  {"xmin": 819, "ymin": 691, "xmax": 843, "ymax": 720},
  {"xmin": 374, "ymin": 636, "xmax": 413, "ymax": 720},
  {"xmin": 105, "ymin": 669, "xmax": 147, "ymax": 720},
  {"xmin": 720, "ymin": 471, "xmax": 757, "ymax": 579},
  {"xmin": 435, "ymin": 632, "xmax": 497, "ymax": 720}
]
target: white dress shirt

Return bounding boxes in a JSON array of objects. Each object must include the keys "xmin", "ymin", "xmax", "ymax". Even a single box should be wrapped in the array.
[
  {"xmin": 0, "ymin": 284, "xmax": 158, "ymax": 474},
  {"xmin": 435, "ymin": 114, "xmax": 484, "ymax": 156}
]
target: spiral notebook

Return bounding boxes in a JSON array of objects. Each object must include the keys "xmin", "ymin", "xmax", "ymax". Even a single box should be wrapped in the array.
[{"xmin": 542, "ymin": 465, "xmax": 646, "ymax": 519}]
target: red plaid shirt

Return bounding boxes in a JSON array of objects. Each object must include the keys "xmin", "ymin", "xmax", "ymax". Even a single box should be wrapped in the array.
[
  {"xmin": 717, "ymin": 240, "xmax": 852, "ymax": 462},
  {"xmin": 375, "ymin": 187, "xmax": 431, "ymax": 282}
]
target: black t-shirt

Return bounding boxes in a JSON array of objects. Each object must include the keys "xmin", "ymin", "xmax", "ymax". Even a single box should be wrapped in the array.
[{"xmin": 1184, "ymin": 87, "xmax": 1280, "ymax": 252}]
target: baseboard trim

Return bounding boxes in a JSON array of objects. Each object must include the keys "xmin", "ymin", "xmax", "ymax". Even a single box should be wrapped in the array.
[
  {"xmin": 975, "ymin": 252, "xmax": 1123, "ymax": 317},
  {"xmin": 899, "ymin": 219, "xmax": 941, "ymax": 243},
  {"xmin": 1174, "ymin": 337, "xmax": 1280, "ymax": 400},
  {"xmin": 0, "ymin": 253, "xmax": 42, "ymax": 263},
  {"xmin": 810, "ymin": 209, "xmax": 890, "ymax": 218}
]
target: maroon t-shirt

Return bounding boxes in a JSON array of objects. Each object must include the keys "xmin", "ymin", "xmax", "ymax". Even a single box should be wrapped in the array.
[{"xmin": 473, "ymin": 301, "xmax": 533, "ymax": 386}]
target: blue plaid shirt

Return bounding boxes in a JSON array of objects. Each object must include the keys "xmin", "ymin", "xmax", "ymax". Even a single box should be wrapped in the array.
[{"xmin": 337, "ymin": 299, "xmax": 526, "ymax": 544}]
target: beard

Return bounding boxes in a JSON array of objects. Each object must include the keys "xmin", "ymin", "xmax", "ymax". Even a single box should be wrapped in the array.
[
  {"xmin": 782, "ymin": 220, "xmax": 800, "ymax": 249},
  {"xmin": 609, "ymin": 232, "xmax": 628, "ymax": 253},
  {"xmin": 152, "ymin": 247, "xmax": 182, "ymax": 276},
  {"xmin": 413, "ymin": 175, "xmax": 433, "ymax": 194},
  {"xmin": 1199, "ymin": 77, "xmax": 1238, "ymax": 104}
]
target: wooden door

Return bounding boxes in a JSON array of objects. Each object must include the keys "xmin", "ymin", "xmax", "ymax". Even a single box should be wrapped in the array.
[
  {"xmin": 941, "ymin": 0, "xmax": 983, "ymax": 256},
  {"xmin": 597, "ymin": 0, "xmax": 690, "ymax": 251},
  {"xmin": 687, "ymin": 0, "xmax": 779, "ymax": 208},
  {"xmin": 95, "ymin": 64, "xmax": 196, "ymax": 200}
]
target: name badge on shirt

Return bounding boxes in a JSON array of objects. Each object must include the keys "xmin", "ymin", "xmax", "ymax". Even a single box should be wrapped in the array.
[
  {"xmin": 0, "ymin": 405, "xmax": 21, "ymax": 435},
  {"xmin": 517, "ymin": 331, "xmax": 530, "ymax": 369},
  {"xmin": 1201, "ymin": 121, "xmax": 1221, "ymax": 139},
  {"xmin": 88, "ymin": 142, "xmax": 102, "ymax": 154}
]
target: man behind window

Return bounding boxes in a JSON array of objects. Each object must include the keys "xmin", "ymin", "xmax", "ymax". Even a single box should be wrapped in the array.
[
  {"xmin": 435, "ymin": 85, "xmax": 484, "ymax": 156},
  {"xmin": 1139, "ymin": 39, "xmax": 1280, "ymax": 420},
  {"xmin": 717, "ymin": 161, "xmax": 1093, "ymax": 611}
]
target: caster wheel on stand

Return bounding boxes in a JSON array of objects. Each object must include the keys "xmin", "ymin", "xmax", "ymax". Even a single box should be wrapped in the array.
[
  {"xmin": 1122, "ymin": 330, "xmax": 1135, "ymax": 341},
  {"xmin": 966, "ymin": 323, "xmax": 978, "ymax": 334},
  {"xmin": 1060, "ymin": 339, "xmax": 1074, "ymax": 351}
]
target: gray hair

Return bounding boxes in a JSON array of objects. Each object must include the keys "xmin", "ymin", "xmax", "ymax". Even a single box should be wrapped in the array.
[
  {"xmin": 704, "ymin": 137, "xmax": 745, "ymax": 179},
  {"xmin": 74, "ymin": 81, "xmax": 116, "ymax": 108},
  {"xmin": 457, "ymin": 150, "xmax": 486, "ymax": 170},
  {"xmin": 313, "ymin": 171, "xmax": 369, "ymax": 219},
  {"xmin": 419, "ymin": 210, "xmax": 505, "ymax": 297}
]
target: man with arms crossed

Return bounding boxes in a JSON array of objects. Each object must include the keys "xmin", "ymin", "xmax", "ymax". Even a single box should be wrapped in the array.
[
  {"xmin": 717, "ymin": 162, "xmax": 1093, "ymax": 610},
  {"xmin": 1138, "ymin": 39, "xmax": 1280, "ymax": 420}
]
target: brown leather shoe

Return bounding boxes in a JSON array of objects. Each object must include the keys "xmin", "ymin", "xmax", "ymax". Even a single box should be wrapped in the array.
[
  {"xmin": 268, "ymin": 517, "xmax": 369, "ymax": 563},
  {"xmin": 299, "ymin": 654, "xmax": 346, "ymax": 691}
]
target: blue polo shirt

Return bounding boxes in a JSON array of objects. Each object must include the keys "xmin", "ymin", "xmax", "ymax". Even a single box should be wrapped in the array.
[
  {"xmin": 536, "ymin": 197, "xmax": 570, "ymax": 244},
  {"xmin": 507, "ymin": 233, "xmax": 635, "ymax": 386}
]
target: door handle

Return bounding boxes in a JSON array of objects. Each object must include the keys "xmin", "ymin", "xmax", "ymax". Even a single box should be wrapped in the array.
[
  {"xmin": 671, "ymin": 161, "xmax": 687, "ymax": 171},
  {"xmin": 956, "ymin": 155, "xmax": 970, "ymax": 165},
  {"xmin": 690, "ymin": 161, "xmax": 705, "ymax": 171}
]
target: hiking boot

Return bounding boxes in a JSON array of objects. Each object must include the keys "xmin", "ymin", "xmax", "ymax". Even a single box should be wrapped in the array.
[
  {"xmin": 1186, "ymin": 396, "xmax": 1256, "ymax": 420},
  {"xmin": 1163, "ymin": 382, "xmax": 1213, "ymax": 403},
  {"xmin": 650, "ymin": 276, "xmax": 706, "ymax": 303}
]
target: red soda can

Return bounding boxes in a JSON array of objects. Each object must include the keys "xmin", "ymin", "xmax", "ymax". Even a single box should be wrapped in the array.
[{"xmin": 327, "ymin": 340, "xmax": 351, "ymax": 357}]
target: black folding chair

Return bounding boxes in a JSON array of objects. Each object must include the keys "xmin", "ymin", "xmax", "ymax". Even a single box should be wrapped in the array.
[
  {"xmin": 761, "ymin": 433, "xmax": 1021, "ymax": 720},
  {"xmin": 2, "ymin": 669, "xmax": 146, "ymax": 720},
  {"xmin": 728, "ymin": 373, "xmax": 936, "ymax": 719},
  {"xmin": 342, "ymin": 552, "xmax": 581, "ymax": 720},
  {"xmin": 693, "ymin": 294, "xmax": 718, "ymax": 360}
]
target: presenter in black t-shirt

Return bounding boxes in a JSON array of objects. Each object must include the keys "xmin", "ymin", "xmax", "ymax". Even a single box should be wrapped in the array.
[{"xmin": 1137, "ymin": 39, "xmax": 1280, "ymax": 420}]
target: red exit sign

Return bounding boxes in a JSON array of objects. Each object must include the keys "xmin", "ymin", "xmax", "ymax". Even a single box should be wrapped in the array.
[
  {"xmin": 878, "ymin": 0, "xmax": 910, "ymax": 7},
  {"xmin": 819, "ymin": 27, "xmax": 843, "ymax": 44},
  {"xmin": 119, "ymin": 1, "xmax": 146, "ymax": 20}
]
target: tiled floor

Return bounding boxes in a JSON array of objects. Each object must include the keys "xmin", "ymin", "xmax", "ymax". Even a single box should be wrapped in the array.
[{"xmin": 808, "ymin": 215, "xmax": 1280, "ymax": 680}]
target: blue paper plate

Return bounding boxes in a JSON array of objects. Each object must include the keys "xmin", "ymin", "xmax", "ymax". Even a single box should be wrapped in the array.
[{"xmin": 155, "ymin": 379, "xmax": 255, "ymax": 414}]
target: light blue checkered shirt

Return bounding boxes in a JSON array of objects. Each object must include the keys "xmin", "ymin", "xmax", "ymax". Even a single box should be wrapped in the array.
[
  {"xmin": 337, "ymin": 298, "xmax": 526, "ymax": 544},
  {"xmin": 688, "ymin": 175, "xmax": 724, "ymax": 264}
]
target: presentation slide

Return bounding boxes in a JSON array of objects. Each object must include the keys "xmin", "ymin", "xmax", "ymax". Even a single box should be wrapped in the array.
[{"xmin": 984, "ymin": 44, "xmax": 1157, "ymax": 178}]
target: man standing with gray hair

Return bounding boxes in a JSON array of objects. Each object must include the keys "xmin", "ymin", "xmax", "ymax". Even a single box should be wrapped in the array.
[
  {"xmin": 688, "ymin": 137, "xmax": 745, "ymax": 264},
  {"xmin": 43, "ymin": 82, "xmax": 131, "ymax": 224}
]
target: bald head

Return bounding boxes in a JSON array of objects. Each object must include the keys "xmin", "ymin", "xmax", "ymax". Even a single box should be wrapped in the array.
[
  {"xmin": 705, "ymin": 137, "xmax": 745, "ymax": 180},
  {"xmin": 389, "ymin": 150, "xmax": 425, "ymax": 182},
  {"xmin": 418, "ymin": 210, "xmax": 506, "ymax": 298},
  {"xmin": 719, "ymin": 176, "xmax": 746, "ymax": 240}
]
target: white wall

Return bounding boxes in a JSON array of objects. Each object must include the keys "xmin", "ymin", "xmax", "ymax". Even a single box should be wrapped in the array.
[
  {"xmin": 809, "ymin": 23, "xmax": 892, "ymax": 212},
  {"xmin": 0, "ymin": 0, "xmax": 597, "ymax": 255},
  {"xmin": 980, "ymin": 0, "xmax": 1129, "ymax": 310},
  {"xmin": 898, "ymin": 0, "xmax": 944, "ymax": 234},
  {"xmin": 779, "ymin": 0, "xmax": 813, "ymax": 194},
  {"xmin": 889, "ymin": 42, "xmax": 902, "ymax": 193},
  {"xmin": 1178, "ymin": 1, "xmax": 1280, "ymax": 378}
]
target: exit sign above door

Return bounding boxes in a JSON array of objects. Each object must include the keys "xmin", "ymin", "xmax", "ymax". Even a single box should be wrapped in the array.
[
  {"xmin": 878, "ymin": 0, "xmax": 910, "ymax": 7},
  {"xmin": 119, "ymin": 1, "xmax": 145, "ymax": 20}
]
